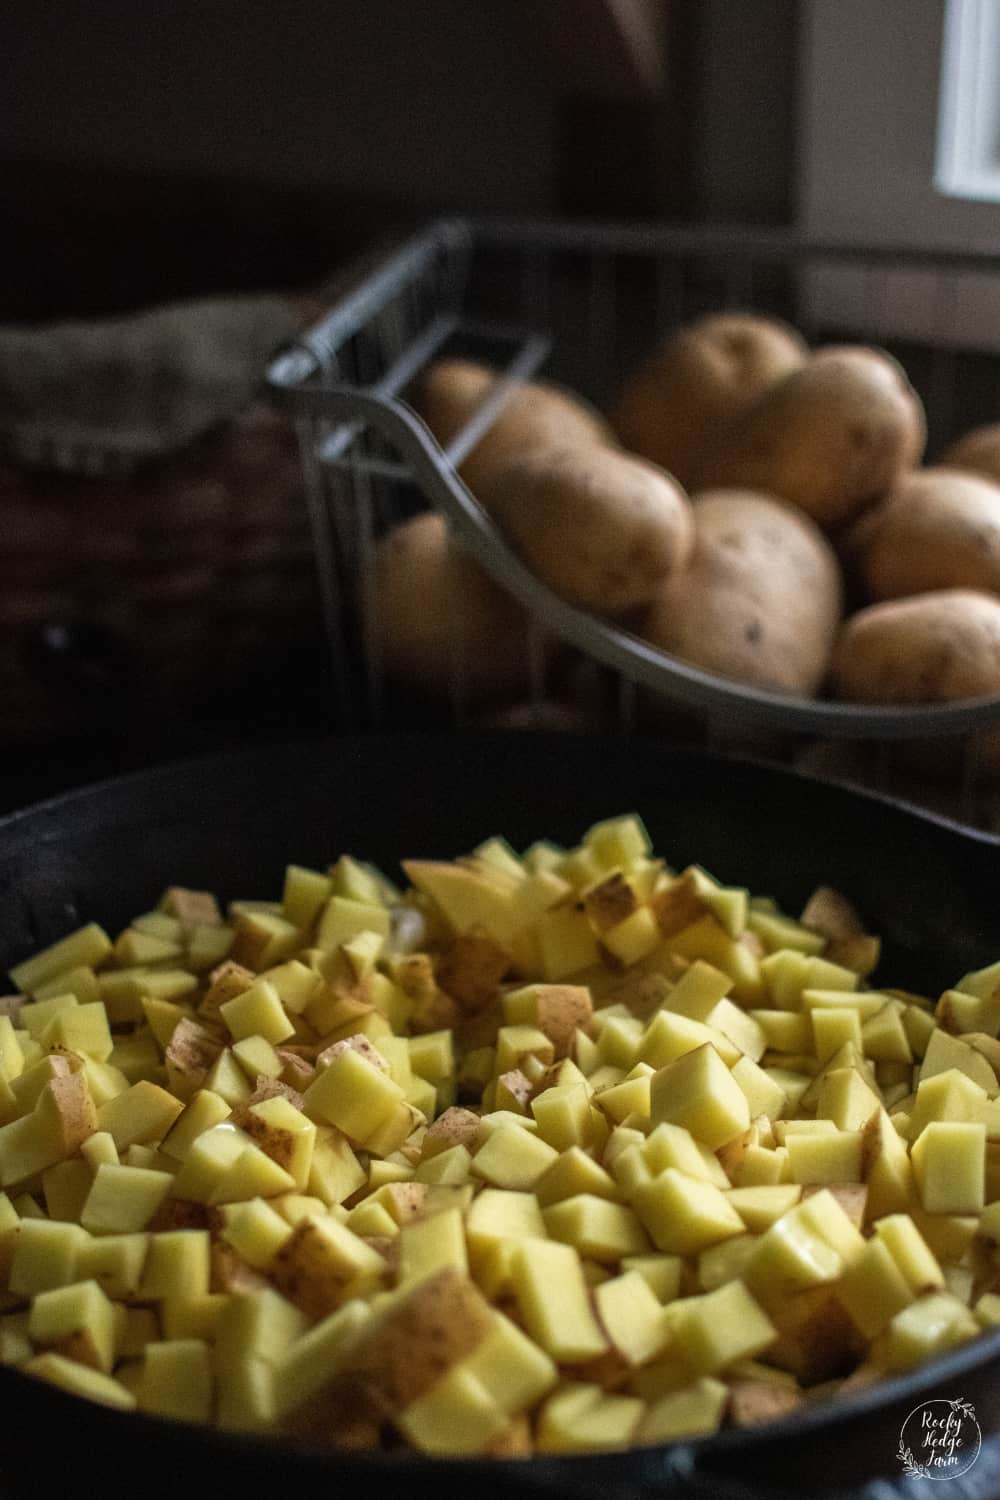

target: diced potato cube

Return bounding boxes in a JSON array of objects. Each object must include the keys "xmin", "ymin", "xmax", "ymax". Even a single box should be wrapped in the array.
[
  {"xmin": 240, "ymin": 1096, "xmax": 315, "ymax": 1191},
  {"xmin": 96, "ymin": 1081, "xmax": 184, "ymax": 1151},
  {"xmin": 885, "ymin": 1292, "xmax": 979, "ymax": 1371},
  {"xmin": 786, "ymin": 1130, "xmax": 863, "ymax": 1185},
  {"xmin": 907, "ymin": 1069, "xmax": 988, "ymax": 1137},
  {"xmin": 743, "ymin": 1211, "xmax": 841, "ymax": 1306},
  {"xmin": 671, "ymin": 1279, "xmax": 776, "ymax": 1373},
  {"xmin": 232, "ymin": 1035, "xmax": 282, "ymax": 1083},
  {"xmin": 620, "ymin": 1253, "xmax": 683, "ymax": 1303},
  {"xmin": 536, "ymin": 907, "xmax": 600, "ymax": 980},
  {"xmin": 594, "ymin": 1270, "xmax": 668, "ymax": 1365},
  {"xmin": 138, "ymin": 1229, "xmax": 211, "ymax": 1300},
  {"xmin": 543, "ymin": 1195, "xmax": 649, "ymax": 1263},
  {"xmin": 140, "ymin": 1338, "xmax": 213, "ymax": 1423},
  {"xmin": 209, "ymin": 1138, "xmax": 298, "ymax": 1206},
  {"xmin": 220, "ymin": 980, "xmax": 295, "ymax": 1046},
  {"xmin": 161, "ymin": 1292, "xmax": 228, "ymax": 1342},
  {"xmin": 725, "ymin": 1185, "xmax": 801, "ymax": 1232},
  {"xmin": 811, "ymin": 1007, "xmax": 862, "ymax": 1065},
  {"xmin": 81, "ymin": 1165, "xmax": 172, "ymax": 1234},
  {"xmin": 511, "ymin": 1240, "xmax": 608, "ymax": 1362},
  {"xmin": 697, "ymin": 1235, "xmax": 760, "ymax": 1291},
  {"xmin": 637, "ymin": 1376, "xmax": 728, "ymax": 1442},
  {"xmin": 860, "ymin": 1107, "xmax": 913, "ymax": 1219},
  {"xmin": 282, "ymin": 865, "xmax": 333, "ymax": 932},
  {"xmin": 308, "ymin": 1125, "xmax": 366, "ymax": 1206},
  {"xmin": 271, "ymin": 1214, "xmax": 385, "ymax": 1319},
  {"xmin": 9, "ymin": 1219, "xmax": 87, "ymax": 1296},
  {"xmin": 731, "ymin": 1057, "xmax": 787, "ymax": 1121},
  {"xmin": 836, "ymin": 1237, "xmax": 915, "ymax": 1337},
  {"xmin": 11, "ymin": 924, "xmax": 112, "ymax": 994},
  {"xmin": 77, "ymin": 1233, "xmax": 149, "ymax": 1299},
  {"xmin": 407, "ymin": 1030, "xmax": 454, "ymax": 1084},
  {"xmin": 532, "ymin": 1083, "xmax": 592, "ymax": 1152},
  {"xmin": 273, "ymin": 1299, "xmax": 371, "ymax": 1417},
  {"xmin": 535, "ymin": 1146, "xmax": 619, "ymax": 1208},
  {"xmin": 644, "ymin": 1123, "xmax": 729, "ymax": 1188},
  {"xmin": 749, "ymin": 1010, "xmax": 812, "ymax": 1052},
  {"xmin": 911, "ymin": 1121, "xmax": 985, "ymax": 1214},
  {"xmin": 649, "ymin": 1044, "xmax": 750, "ymax": 1150},
  {"xmin": 0, "ymin": 1311, "xmax": 33, "ymax": 1366},
  {"xmin": 872, "ymin": 1215, "xmax": 944, "ymax": 1293},
  {"xmin": 634, "ymin": 1169, "xmax": 745, "ymax": 1255},
  {"xmin": 316, "ymin": 898, "xmax": 389, "ymax": 952},
  {"xmin": 463, "ymin": 1309, "xmax": 557, "ymax": 1414},
  {"xmin": 23, "ymin": 1352, "xmax": 135, "ymax": 1409},
  {"xmin": 29, "ymin": 1278, "xmax": 116, "ymax": 1371},
  {"xmin": 640, "ymin": 1011, "xmax": 740, "ymax": 1071},
  {"xmin": 41, "ymin": 1159, "xmax": 93, "ymax": 1224},
  {"xmin": 0, "ymin": 1072, "xmax": 97, "ymax": 1189},
  {"xmin": 215, "ymin": 1284, "xmax": 307, "ymax": 1376},
  {"xmin": 503, "ymin": 984, "xmax": 593, "ymax": 1060},
  {"xmin": 602, "ymin": 907, "xmax": 661, "ymax": 967},
  {"xmin": 537, "ymin": 1382, "xmax": 644, "ymax": 1452},
  {"xmin": 159, "ymin": 1090, "xmax": 232, "ymax": 1163},
  {"xmin": 473, "ymin": 1124, "xmax": 558, "ymax": 1190},
  {"xmin": 302, "ymin": 1046, "xmax": 404, "ymax": 1145},
  {"xmin": 398, "ymin": 1364, "xmax": 507, "ymax": 1456},
  {"xmin": 398, "ymin": 1206, "xmax": 468, "ymax": 1286}
]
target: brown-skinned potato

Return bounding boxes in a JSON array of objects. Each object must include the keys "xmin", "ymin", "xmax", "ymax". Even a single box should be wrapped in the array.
[
  {"xmin": 638, "ymin": 489, "xmax": 843, "ymax": 696},
  {"xmin": 692, "ymin": 347, "xmax": 926, "ymax": 527},
  {"xmin": 609, "ymin": 313, "xmax": 807, "ymax": 488},
  {"xmin": 850, "ymin": 467, "xmax": 1000, "ymax": 602},
  {"xmin": 368, "ymin": 512, "xmax": 530, "ymax": 702},
  {"xmin": 481, "ymin": 444, "xmax": 694, "ymax": 617},
  {"xmin": 830, "ymin": 590, "xmax": 1000, "ymax": 707},
  {"xmin": 943, "ymin": 422, "xmax": 1000, "ymax": 488},
  {"xmin": 411, "ymin": 359, "xmax": 611, "ymax": 499},
  {"xmin": 830, "ymin": 589, "xmax": 1000, "ymax": 777}
]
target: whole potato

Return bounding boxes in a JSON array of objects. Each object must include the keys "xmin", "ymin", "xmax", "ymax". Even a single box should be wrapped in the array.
[
  {"xmin": 692, "ymin": 346, "xmax": 926, "ymax": 527},
  {"xmin": 481, "ymin": 444, "xmax": 694, "ymax": 616},
  {"xmin": 851, "ymin": 467, "xmax": 1000, "ymax": 602},
  {"xmin": 830, "ymin": 590, "xmax": 1000, "ymax": 705},
  {"xmin": 609, "ymin": 313, "xmax": 807, "ymax": 488},
  {"xmin": 830, "ymin": 589, "xmax": 1000, "ymax": 777},
  {"xmin": 368, "ymin": 512, "xmax": 530, "ymax": 702},
  {"xmin": 638, "ymin": 489, "xmax": 843, "ymax": 695},
  {"xmin": 411, "ymin": 359, "xmax": 611, "ymax": 499},
  {"xmin": 943, "ymin": 422, "xmax": 1000, "ymax": 487}
]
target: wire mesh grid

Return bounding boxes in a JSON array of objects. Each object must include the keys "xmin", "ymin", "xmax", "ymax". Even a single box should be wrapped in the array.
[{"xmin": 267, "ymin": 218, "xmax": 1000, "ymax": 819}]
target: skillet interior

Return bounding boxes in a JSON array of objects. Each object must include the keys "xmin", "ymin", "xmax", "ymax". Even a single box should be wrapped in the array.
[{"xmin": 2, "ymin": 731, "xmax": 1000, "ymax": 1498}]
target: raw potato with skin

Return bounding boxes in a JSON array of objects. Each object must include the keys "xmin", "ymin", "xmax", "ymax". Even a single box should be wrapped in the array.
[
  {"xmin": 481, "ymin": 444, "xmax": 694, "ymax": 617},
  {"xmin": 368, "ymin": 512, "xmax": 530, "ymax": 703},
  {"xmin": 693, "ymin": 347, "xmax": 926, "ymax": 528},
  {"xmin": 851, "ymin": 468, "xmax": 1000, "ymax": 602},
  {"xmin": 412, "ymin": 359, "xmax": 612, "ymax": 500},
  {"xmin": 944, "ymin": 422, "xmax": 1000, "ymax": 488},
  {"xmin": 639, "ymin": 490, "xmax": 843, "ymax": 696},
  {"xmin": 831, "ymin": 590, "xmax": 1000, "ymax": 706},
  {"xmin": 830, "ymin": 590, "xmax": 1000, "ymax": 775},
  {"xmin": 609, "ymin": 313, "xmax": 807, "ymax": 489}
]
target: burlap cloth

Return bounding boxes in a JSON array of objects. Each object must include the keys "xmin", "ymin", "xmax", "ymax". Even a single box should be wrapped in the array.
[{"xmin": 0, "ymin": 293, "xmax": 302, "ymax": 475}]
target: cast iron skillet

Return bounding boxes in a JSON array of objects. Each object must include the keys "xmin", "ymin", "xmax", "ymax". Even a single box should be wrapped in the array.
[{"xmin": 3, "ymin": 733, "xmax": 1000, "ymax": 1500}]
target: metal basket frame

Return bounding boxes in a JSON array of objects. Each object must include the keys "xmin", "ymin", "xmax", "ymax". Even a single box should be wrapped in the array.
[{"xmin": 267, "ymin": 217, "xmax": 1000, "ymax": 743}]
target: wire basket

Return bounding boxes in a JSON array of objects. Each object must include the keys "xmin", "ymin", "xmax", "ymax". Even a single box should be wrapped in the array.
[{"xmin": 266, "ymin": 218, "xmax": 1000, "ymax": 803}]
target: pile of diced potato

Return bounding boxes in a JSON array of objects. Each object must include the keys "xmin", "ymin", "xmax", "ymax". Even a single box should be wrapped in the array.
[{"xmin": 2, "ymin": 815, "xmax": 1000, "ymax": 1457}]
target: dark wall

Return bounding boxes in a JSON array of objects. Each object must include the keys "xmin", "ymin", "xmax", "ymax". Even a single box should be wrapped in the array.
[
  {"xmin": 1, "ymin": 2, "xmax": 801, "ymax": 320},
  {"xmin": 2, "ymin": 0, "xmax": 557, "ymax": 209}
]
